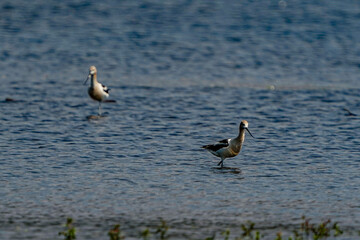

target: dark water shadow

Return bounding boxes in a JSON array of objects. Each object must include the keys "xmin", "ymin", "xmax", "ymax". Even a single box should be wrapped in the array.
[
  {"xmin": 3, "ymin": 97, "xmax": 25, "ymax": 103},
  {"xmin": 210, "ymin": 166, "xmax": 242, "ymax": 175},
  {"xmin": 343, "ymin": 108, "xmax": 357, "ymax": 116},
  {"xmin": 86, "ymin": 115, "xmax": 107, "ymax": 120}
]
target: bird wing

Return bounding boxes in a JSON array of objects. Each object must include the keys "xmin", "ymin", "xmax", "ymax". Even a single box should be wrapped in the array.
[
  {"xmin": 202, "ymin": 138, "xmax": 230, "ymax": 152},
  {"xmin": 102, "ymin": 84, "xmax": 110, "ymax": 93}
]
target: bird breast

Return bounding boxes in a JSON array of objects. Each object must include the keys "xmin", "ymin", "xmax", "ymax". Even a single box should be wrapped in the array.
[
  {"xmin": 228, "ymin": 139, "xmax": 243, "ymax": 155},
  {"xmin": 88, "ymin": 84, "xmax": 107, "ymax": 101}
]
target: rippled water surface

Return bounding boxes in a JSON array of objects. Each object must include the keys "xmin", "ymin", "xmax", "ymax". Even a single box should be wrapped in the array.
[{"xmin": 1, "ymin": 0, "xmax": 360, "ymax": 239}]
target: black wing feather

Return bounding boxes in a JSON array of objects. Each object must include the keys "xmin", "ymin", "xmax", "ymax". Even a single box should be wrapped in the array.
[
  {"xmin": 202, "ymin": 139, "xmax": 230, "ymax": 152},
  {"xmin": 102, "ymin": 84, "xmax": 110, "ymax": 93}
]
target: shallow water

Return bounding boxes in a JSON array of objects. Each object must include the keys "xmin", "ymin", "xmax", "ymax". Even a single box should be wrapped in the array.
[{"xmin": 1, "ymin": 0, "xmax": 360, "ymax": 239}]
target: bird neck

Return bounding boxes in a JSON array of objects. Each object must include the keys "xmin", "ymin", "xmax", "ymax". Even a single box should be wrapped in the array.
[
  {"xmin": 229, "ymin": 130, "xmax": 245, "ymax": 154},
  {"xmin": 235, "ymin": 128, "xmax": 245, "ymax": 142},
  {"xmin": 90, "ymin": 74, "xmax": 98, "ymax": 87}
]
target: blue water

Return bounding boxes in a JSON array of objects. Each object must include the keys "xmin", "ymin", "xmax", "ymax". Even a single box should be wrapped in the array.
[{"xmin": 1, "ymin": 0, "xmax": 360, "ymax": 239}]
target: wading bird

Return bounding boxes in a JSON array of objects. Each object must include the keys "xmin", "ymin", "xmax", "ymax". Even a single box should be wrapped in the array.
[
  {"xmin": 202, "ymin": 120, "xmax": 255, "ymax": 168},
  {"xmin": 84, "ymin": 66, "xmax": 110, "ymax": 116}
]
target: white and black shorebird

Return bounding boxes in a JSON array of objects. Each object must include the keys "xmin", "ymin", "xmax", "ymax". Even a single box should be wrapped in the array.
[
  {"xmin": 84, "ymin": 66, "xmax": 110, "ymax": 116},
  {"xmin": 202, "ymin": 120, "xmax": 255, "ymax": 168}
]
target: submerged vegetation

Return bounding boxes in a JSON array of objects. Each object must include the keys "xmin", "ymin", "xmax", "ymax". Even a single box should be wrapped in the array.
[
  {"xmin": 58, "ymin": 218, "xmax": 76, "ymax": 240},
  {"xmin": 108, "ymin": 224, "xmax": 125, "ymax": 240},
  {"xmin": 58, "ymin": 216, "xmax": 357, "ymax": 240}
]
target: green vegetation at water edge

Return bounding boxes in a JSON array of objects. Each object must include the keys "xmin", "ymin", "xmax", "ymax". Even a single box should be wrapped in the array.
[{"xmin": 58, "ymin": 216, "xmax": 358, "ymax": 240}]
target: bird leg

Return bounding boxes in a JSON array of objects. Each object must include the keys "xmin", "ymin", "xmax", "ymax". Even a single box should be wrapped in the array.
[
  {"xmin": 98, "ymin": 102, "xmax": 102, "ymax": 116},
  {"xmin": 217, "ymin": 158, "xmax": 224, "ymax": 168}
]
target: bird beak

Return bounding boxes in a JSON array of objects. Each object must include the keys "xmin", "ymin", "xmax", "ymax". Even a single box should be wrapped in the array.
[
  {"xmin": 83, "ymin": 74, "xmax": 90, "ymax": 85},
  {"xmin": 246, "ymin": 128, "xmax": 255, "ymax": 138}
]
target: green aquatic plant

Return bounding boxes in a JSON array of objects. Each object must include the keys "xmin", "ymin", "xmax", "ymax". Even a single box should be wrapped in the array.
[
  {"xmin": 274, "ymin": 232, "xmax": 282, "ymax": 240},
  {"xmin": 221, "ymin": 229, "xmax": 230, "ymax": 240},
  {"xmin": 236, "ymin": 221, "xmax": 260, "ymax": 240},
  {"xmin": 204, "ymin": 232, "xmax": 216, "ymax": 240},
  {"xmin": 108, "ymin": 224, "xmax": 125, "ymax": 240},
  {"xmin": 141, "ymin": 228, "xmax": 151, "ymax": 240},
  {"xmin": 54, "ymin": 217, "xmax": 350, "ymax": 240},
  {"xmin": 293, "ymin": 216, "xmax": 344, "ymax": 240},
  {"xmin": 241, "ymin": 221, "xmax": 255, "ymax": 237},
  {"xmin": 155, "ymin": 219, "xmax": 169, "ymax": 240},
  {"xmin": 312, "ymin": 219, "xmax": 331, "ymax": 239},
  {"xmin": 290, "ymin": 228, "xmax": 303, "ymax": 240},
  {"xmin": 58, "ymin": 218, "xmax": 76, "ymax": 240},
  {"xmin": 332, "ymin": 223, "xmax": 343, "ymax": 237}
]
